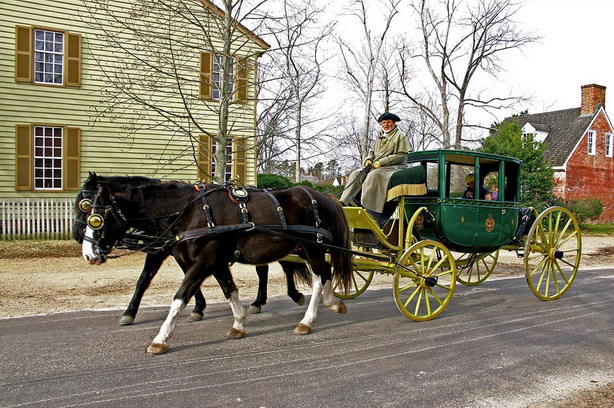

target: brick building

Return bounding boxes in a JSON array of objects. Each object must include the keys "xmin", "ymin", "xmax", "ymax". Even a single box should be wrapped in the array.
[{"xmin": 509, "ymin": 84, "xmax": 614, "ymax": 222}]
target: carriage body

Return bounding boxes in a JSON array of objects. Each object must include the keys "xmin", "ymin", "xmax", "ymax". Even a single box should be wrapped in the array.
[
  {"xmin": 402, "ymin": 149, "xmax": 522, "ymax": 253},
  {"xmin": 341, "ymin": 149, "xmax": 582, "ymax": 321}
]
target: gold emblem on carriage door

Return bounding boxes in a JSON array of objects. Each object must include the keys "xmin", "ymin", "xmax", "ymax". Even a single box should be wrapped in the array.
[{"xmin": 485, "ymin": 214, "xmax": 495, "ymax": 232}]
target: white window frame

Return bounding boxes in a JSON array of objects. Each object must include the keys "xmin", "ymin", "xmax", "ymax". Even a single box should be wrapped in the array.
[
  {"xmin": 606, "ymin": 133, "xmax": 613, "ymax": 158},
  {"xmin": 34, "ymin": 29, "xmax": 64, "ymax": 85},
  {"xmin": 212, "ymin": 54, "xmax": 234, "ymax": 100},
  {"xmin": 33, "ymin": 126, "xmax": 63, "ymax": 190},
  {"xmin": 211, "ymin": 140, "xmax": 232, "ymax": 181},
  {"xmin": 587, "ymin": 130, "xmax": 596, "ymax": 155}
]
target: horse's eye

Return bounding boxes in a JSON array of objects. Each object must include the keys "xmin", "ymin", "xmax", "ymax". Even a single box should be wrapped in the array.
[
  {"xmin": 79, "ymin": 199, "xmax": 92, "ymax": 213},
  {"xmin": 87, "ymin": 214, "xmax": 105, "ymax": 230}
]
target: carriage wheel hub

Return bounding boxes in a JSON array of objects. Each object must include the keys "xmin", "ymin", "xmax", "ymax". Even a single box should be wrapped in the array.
[{"xmin": 549, "ymin": 248, "xmax": 564, "ymax": 259}]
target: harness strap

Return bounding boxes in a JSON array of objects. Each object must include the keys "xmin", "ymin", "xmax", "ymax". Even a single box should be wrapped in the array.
[
  {"xmin": 296, "ymin": 186, "xmax": 323, "ymax": 242},
  {"xmin": 173, "ymin": 223, "xmax": 333, "ymax": 245},
  {"xmin": 196, "ymin": 183, "xmax": 215, "ymax": 228},
  {"xmin": 264, "ymin": 190, "xmax": 288, "ymax": 230}
]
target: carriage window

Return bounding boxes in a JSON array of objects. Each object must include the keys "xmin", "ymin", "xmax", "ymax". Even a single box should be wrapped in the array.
[
  {"xmin": 34, "ymin": 29, "xmax": 64, "ymax": 85},
  {"xmin": 425, "ymin": 162, "xmax": 438, "ymax": 192},
  {"xmin": 484, "ymin": 172, "xmax": 499, "ymax": 201},
  {"xmin": 448, "ymin": 164, "xmax": 469, "ymax": 198},
  {"xmin": 34, "ymin": 126, "xmax": 63, "ymax": 190}
]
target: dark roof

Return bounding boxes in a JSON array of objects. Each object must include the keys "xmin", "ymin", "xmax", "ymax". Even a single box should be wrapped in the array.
[{"xmin": 504, "ymin": 108, "xmax": 594, "ymax": 167}]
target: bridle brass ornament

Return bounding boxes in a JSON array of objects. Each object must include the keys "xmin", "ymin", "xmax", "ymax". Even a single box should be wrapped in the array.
[
  {"xmin": 86, "ymin": 213, "xmax": 105, "ymax": 230},
  {"xmin": 78, "ymin": 198, "xmax": 92, "ymax": 213}
]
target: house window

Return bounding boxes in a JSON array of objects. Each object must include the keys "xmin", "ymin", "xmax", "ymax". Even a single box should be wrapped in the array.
[
  {"xmin": 606, "ymin": 133, "xmax": 613, "ymax": 158},
  {"xmin": 15, "ymin": 124, "xmax": 80, "ymax": 191},
  {"xmin": 15, "ymin": 25, "xmax": 81, "ymax": 86},
  {"xmin": 211, "ymin": 141, "xmax": 233, "ymax": 182},
  {"xmin": 212, "ymin": 54, "xmax": 234, "ymax": 100},
  {"xmin": 197, "ymin": 134, "xmax": 248, "ymax": 183},
  {"xmin": 34, "ymin": 126, "xmax": 63, "ymax": 189},
  {"xmin": 34, "ymin": 29, "xmax": 64, "ymax": 85},
  {"xmin": 587, "ymin": 130, "xmax": 596, "ymax": 155}
]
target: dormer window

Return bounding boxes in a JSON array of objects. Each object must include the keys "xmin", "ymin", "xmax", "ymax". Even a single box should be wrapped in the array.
[{"xmin": 587, "ymin": 130, "xmax": 596, "ymax": 155}]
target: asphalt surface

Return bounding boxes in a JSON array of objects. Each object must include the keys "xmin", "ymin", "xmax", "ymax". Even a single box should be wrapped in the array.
[{"xmin": 2, "ymin": 269, "xmax": 613, "ymax": 408}]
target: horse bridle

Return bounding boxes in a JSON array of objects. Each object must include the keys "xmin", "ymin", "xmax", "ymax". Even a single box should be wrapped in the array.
[{"xmin": 78, "ymin": 186, "xmax": 128, "ymax": 254}]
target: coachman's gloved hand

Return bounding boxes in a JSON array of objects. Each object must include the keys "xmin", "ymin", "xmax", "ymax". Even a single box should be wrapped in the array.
[
  {"xmin": 364, "ymin": 159, "xmax": 373, "ymax": 167},
  {"xmin": 372, "ymin": 161, "xmax": 381, "ymax": 169}
]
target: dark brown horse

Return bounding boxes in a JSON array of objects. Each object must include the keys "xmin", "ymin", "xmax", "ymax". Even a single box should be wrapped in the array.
[
  {"xmin": 80, "ymin": 173, "xmax": 352, "ymax": 354},
  {"xmin": 73, "ymin": 175, "xmax": 308, "ymax": 324}
]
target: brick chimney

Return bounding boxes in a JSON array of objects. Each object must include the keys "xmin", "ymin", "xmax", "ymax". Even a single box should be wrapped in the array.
[{"xmin": 581, "ymin": 84, "xmax": 606, "ymax": 115}]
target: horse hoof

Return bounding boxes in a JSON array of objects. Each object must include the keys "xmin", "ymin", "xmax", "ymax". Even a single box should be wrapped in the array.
[
  {"xmin": 189, "ymin": 312, "xmax": 204, "ymax": 321},
  {"xmin": 335, "ymin": 301, "xmax": 347, "ymax": 314},
  {"xmin": 225, "ymin": 328, "xmax": 246, "ymax": 339},
  {"xmin": 293, "ymin": 323, "xmax": 312, "ymax": 335},
  {"xmin": 119, "ymin": 315, "xmax": 135, "ymax": 326},
  {"xmin": 146, "ymin": 343, "xmax": 169, "ymax": 355},
  {"xmin": 248, "ymin": 305, "xmax": 262, "ymax": 314},
  {"xmin": 296, "ymin": 294, "xmax": 305, "ymax": 306}
]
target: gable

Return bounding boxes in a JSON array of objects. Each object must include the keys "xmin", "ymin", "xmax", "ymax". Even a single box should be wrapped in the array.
[{"xmin": 564, "ymin": 107, "xmax": 614, "ymax": 169}]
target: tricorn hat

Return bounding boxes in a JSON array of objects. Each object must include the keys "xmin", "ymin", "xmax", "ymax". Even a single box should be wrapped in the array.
[
  {"xmin": 465, "ymin": 173, "xmax": 475, "ymax": 182},
  {"xmin": 377, "ymin": 112, "xmax": 401, "ymax": 122}
]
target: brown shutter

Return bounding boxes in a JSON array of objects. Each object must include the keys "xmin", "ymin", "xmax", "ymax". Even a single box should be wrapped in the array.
[
  {"xmin": 235, "ymin": 57, "xmax": 249, "ymax": 102},
  {"xmin": 64, "ymin": 127, "xmax": 81, "ymax": 190},
  {"xmin": 15, "ymin": 25, "xmax": 32, "ymax": 83},
  {"xmin": 199, "ymin": 52, "xmax": 213, "ymax": 99},
  {"xmin": 197, "ymin": 134, "xmax": 212, "ymax": 181},
  {"xmin": 233, "ymin": 137, "xmax": 248, "ymax": 182},
  {"xmin": 65, "ymin": 33, "xmax": 81, "ymax": 87},
  {"xmin": 15, "ymin": 125, "xmax": 32, "ymax": 190}
]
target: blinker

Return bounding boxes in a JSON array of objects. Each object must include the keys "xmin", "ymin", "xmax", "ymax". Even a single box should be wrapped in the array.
[
  {"xmin": 87, "ymin": 213, "xmax": 105, "ymax": 230},
  {"xmin": 78, "ymin": 199, "xmax": 92, "ymax": 213}
]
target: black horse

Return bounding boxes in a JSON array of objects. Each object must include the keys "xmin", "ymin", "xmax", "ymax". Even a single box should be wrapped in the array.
[
  {"xmin": 73, "ymin": 175, "xmax": 308, "ymax": 325},
  {"xmin": 80, "ymin": 173, "xmax": 352, "ymax": 354}
]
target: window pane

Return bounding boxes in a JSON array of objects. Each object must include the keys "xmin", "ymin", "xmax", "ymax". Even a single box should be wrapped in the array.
[{"xmin": 33, "ymin": 126, "xmax": 63, "ymax": 190}]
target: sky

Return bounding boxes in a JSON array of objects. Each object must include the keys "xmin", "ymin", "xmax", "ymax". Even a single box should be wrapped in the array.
[{"xmin": 497, "ymin": 0, "xmax": 614, "ymax": 117}]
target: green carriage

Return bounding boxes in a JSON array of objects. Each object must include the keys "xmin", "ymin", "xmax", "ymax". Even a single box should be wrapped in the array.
[{"xmin": 335, "ymin": 149, "xmax": 582, "ymax": 321}]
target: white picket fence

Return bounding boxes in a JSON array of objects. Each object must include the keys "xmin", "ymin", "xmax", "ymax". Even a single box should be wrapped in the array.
[{"xmin": 1, "ymin": 198, "xmax": 74, "ymax": 240}]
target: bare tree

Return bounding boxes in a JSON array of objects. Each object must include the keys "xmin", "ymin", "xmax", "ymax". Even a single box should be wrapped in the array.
[
  {"xmin": 261, "ymin": 0, "xmax": 334, "ymax": 182},
  {"xmin": 337, "ymin": 0, "xmax": 402, "ymax": 163},
  {"xmin": 399, "ymin": 0, "xmax": 538, "ymax": 148}
]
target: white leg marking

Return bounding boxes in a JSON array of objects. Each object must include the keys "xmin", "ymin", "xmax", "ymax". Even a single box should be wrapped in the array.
[
  {"xmin": 82, "ymin": 227, "xmax": 97, "ymax": 262},
  {"xmin": 321, "ymin": 280, "xmax": 335, "ymax": 307},
  {"xmin": 152, "ymin": 299, "xmax": 186, "ymax": 346},
  {"xmin": 298, "ymin": 272, "xmax": 323, "ymax": 328},
  {"xmin": 322, "ymin": 279, "xmax": 344, "ymax": 313},
  {"xmin": 228, "ymin": 291, "xmax": 246, "ymax": 332}
]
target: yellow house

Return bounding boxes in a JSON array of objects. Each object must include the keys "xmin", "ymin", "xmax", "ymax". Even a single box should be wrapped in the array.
[{"xmin": 0, "ymin": 0, "xmax": 269, "ymax": 238}]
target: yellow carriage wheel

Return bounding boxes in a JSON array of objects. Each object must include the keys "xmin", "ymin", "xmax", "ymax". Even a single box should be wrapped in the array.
[
  {"xmin": 394, "ymin": 240, "xmax": 456, "ymax": 321},
  {"xmin": 455, "ymin": 250, "xmax": 499, "ymax": 285},
  {"xmin": 524, "ymin": 206, "xmax": 582, "ymax": 300},
  {"xmin": 333, "ymin": 248, "xmax": 375, "ymax": 299}
]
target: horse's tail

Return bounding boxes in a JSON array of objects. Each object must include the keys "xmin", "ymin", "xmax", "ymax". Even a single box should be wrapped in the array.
[
  {"xmin": 326, "ymin": 194, "xmax": 353, "ymax": 295},
  {"xmin": 279, "ymin": 259, "xmax": 312, "ymax": 286}
]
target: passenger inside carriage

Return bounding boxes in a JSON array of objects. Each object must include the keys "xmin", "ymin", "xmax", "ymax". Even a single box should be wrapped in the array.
[{"xmin": 461, "ymin": 173, "xmax": 490, "ymax": 199}]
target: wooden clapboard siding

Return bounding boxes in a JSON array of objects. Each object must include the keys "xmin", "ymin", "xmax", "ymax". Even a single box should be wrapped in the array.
[{"xmin": 0, "ymin": 0, "xmax": 266, "ymax": 200}]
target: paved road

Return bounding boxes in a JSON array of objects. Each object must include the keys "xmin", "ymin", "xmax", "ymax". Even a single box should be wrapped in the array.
[{"xmin": 2, "ymin": 269, "xmax": 613, "ymax": 408}]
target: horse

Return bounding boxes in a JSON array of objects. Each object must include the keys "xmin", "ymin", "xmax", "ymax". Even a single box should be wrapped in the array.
[
  {"xmin": 80, "ymin": 173, "xmax": 352, "ymax": 354},
  {"xmin": 73, "ymin": 175, "xmax": 308, "ymax": 325}
]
